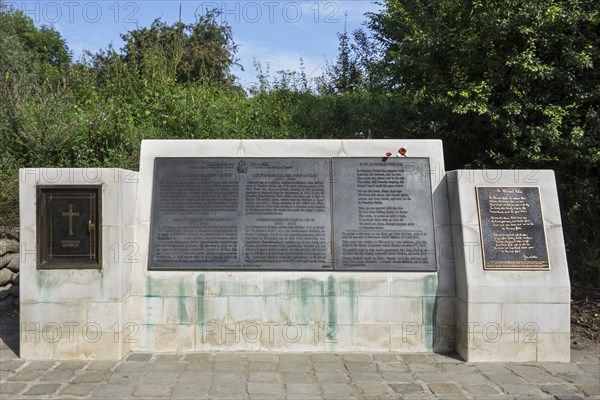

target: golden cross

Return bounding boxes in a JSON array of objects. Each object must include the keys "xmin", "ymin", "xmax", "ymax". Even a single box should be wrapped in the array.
[{"xmin": 61, "ymin": 204, "xmax": 80, "ymax": 236}]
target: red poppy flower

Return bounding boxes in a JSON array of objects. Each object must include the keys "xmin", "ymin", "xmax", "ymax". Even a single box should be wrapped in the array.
[
  {"xmin": 398, "ymin": 147, "xmax": 407, "ymax": 156},
  {"xmin": 385, "ymin": 152, "xmax": 392, "ymax": 157}
]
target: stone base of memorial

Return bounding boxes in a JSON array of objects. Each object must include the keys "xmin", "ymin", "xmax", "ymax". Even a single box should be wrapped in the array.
[
  {"xmin": 18, "ymin": 140, "xmax": 571, "ymax": 361},
  {"xmin": 447, "ymin": 170, "xmax": 570, "ymax": 362},
  {"xmin": 19, "ymin": 168, "xmax": 138, "ymax": 359},
  {"xmin": 131, "ymin": 140, "xmax": 454, "ymax": 354}
]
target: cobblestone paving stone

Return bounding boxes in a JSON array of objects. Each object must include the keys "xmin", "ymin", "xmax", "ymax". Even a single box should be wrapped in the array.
[{"xmin": 1, "ymin": 318, "xmax": 598, "ymax": 399}]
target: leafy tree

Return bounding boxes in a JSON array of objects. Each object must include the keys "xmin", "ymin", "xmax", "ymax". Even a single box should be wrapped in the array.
[
  {"xmin": 0, "ymin": 1, "xmax": 73, "ymax": 228},
  {"xmin": 0, "ymin": 8, "xmax": 32, "ymax": 81},
  {"xmin": 350, "ymin": 28, "xmax": 386, "ymax": 91},
  {"xmin": 319, "ymin": 23, "xmax": 360, "ymax": 93},
  {"xmin": 0, "ymin": 2, "xmax": 70, "ymax": 84},
  {"xmin": 320, "ymin": 13, "xmax": 384, "ymax": 94},
  {"xmin": 369, "ymin": 0, "xmax": 600, "ymax": 283},
  {"xmin": 370, "ymin": 0, "xmax": 599, "ymax": 162},
  {"xmin": 0, "ymin": 1, "xmax": 73, "ymax": 165},
  {"xmin": 119, "ymin": 11, "xmax": 238, "ymax": 85}
]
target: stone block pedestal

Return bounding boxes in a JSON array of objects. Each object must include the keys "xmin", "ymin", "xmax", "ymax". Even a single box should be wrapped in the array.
[{"xmin": 447, "ymin": 170, "xmax": 570, "ymax": 362}]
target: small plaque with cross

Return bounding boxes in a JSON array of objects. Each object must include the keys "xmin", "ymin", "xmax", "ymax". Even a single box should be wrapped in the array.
[{"xmin": 37, "ymin": 186, "xmax": 101, "ymax": 269}]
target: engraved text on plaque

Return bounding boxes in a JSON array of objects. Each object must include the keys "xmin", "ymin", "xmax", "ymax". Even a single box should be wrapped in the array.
[{"xmin": 476, "ymin": 186, "xmax": 549, "ymax": 270}]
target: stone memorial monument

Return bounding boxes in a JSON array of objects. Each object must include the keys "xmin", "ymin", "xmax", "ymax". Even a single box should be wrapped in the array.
[
  {"xmin": 18, "ymin": 139, "xmax": 570, "ymax": 361},
  {"xmin": 447, "ymin": 170, "xmax": 570, "ymax": 362}
]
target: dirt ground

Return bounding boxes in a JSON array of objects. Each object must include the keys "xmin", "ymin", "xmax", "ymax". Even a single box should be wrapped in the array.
[{"xmin": 570, "ymin": 284, "xmax": 600, "ymax": 351}]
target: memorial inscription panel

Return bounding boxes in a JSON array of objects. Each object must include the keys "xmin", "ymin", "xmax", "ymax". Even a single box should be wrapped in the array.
[
  {"xmin": 37, "ymin": 186, "xmax": 101, "ymax": 269},
  {"xmin": 331, "ymin": 158, "xmax": 436, "ymax": 271},
  {"xmin": 476, "ymin": 186, "xmax": 549, "ymax": 270},
  {"xmin": 149, "ymin": 158, "xmax": 332, "ymax": 270},
  {"xmin": 149, "ymin": 157, "xmax": 438, "ymax": 271}
]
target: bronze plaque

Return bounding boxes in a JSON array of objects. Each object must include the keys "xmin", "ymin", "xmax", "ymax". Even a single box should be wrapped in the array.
[
  {"xmin": 476, "ymin": 187, "xmax": 549, "ymax": 270},
  {"xmin": 149, "ymin": 158, "xmax": 332, "ymax": 270},
  {"xmin": 332, "ymin": 157, "xmax": 437, "ymax": 271},
  {"xmin": 37, "ymin": 186, "xmax": 101, "ymax": 269}
]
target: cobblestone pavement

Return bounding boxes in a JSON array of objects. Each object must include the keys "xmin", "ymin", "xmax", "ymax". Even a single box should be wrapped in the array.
[{"xmin": 1, "ymin": 318, "xmax": 598, "ymax": 399}]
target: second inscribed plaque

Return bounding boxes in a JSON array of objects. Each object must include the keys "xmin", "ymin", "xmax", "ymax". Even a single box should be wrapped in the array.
[
  {"xmin": 332, "ymin": 157, "xmax": 436, "ymax": 271},
  {"xmin": 476, "ymin": 186, "xmax": 549, "ymax": 270}
]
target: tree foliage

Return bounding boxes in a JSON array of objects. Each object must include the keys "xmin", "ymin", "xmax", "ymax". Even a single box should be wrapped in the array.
[
  {"xmin": 0, "ymin": 2, "xmax": 72, "ymax": 227},
  {"xmin": 369, "ymin": 0, "xmax": 600, "ymax": 283},
  {"xmin": 370, "ymin": 0, "xmax": 599, "ymax": 158},
  {"xmin": 119, "ymin": 11, "xmax": 238, "ymax": 85},
  {"xmin": 0, "ymin": 4, "xmax": 70, "ymax": 85},
  {"xmin": 0, "ymin": 0, "xmax": 598, "ymax": 284},
  {"xmin": 319, "ymin": 13, "xmax": 384, "ymax": 94}
]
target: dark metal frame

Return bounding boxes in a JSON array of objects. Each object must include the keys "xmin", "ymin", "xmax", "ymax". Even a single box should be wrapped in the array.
[
  {"xmin": 476, "ymin": 186, "xmax": 550, "ymax": 271},
  {"xmin": 37, "ymin": 185, "xmax": 102, "ymax": 269}
]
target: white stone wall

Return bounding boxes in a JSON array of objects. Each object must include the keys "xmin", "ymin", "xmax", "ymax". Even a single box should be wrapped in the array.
[
  {"xmin": 447, "ymin": 170, "xmax": 570, "ymax": 362},
  {"xmin": 19, "ymin": 168, "xmax": 138, "ymax": 359},
  {"xmin": 130, "ymin": 140, "xmax": 455, "ymax": 353}
]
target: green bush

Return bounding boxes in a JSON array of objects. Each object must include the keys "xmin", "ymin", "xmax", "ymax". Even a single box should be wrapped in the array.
[{"xmin": 1, "ymin": 1, "xmax": 597, "ymax": 285}]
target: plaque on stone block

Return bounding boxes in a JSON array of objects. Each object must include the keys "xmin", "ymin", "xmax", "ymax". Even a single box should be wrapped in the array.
[
  {"xmin": 476, "ymin": 187, "xmax": 550, "ymax": 270},
  {"xmin": 331, "ymin": 158, "xmax": 437, "ymax": 271},
  {"xmin": 37, "ymin": 186, "xmax": 101, "ymax": 269},
  {"xmin": 149, "ymin": 158, "xmax": 332, "ymax": 270}
]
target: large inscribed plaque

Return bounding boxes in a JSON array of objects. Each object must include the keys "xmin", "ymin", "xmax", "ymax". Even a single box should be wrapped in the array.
[
  {"xmin": 476, "ymin": 187, "xmax": 550, "ymax": 270},
  {"xmin": 149, "ymin": 158, "xmax": 332, "ymax": 270},
  {"xmin": 331, "ymin": 158, "xmax": 436, "ymax": 271}
]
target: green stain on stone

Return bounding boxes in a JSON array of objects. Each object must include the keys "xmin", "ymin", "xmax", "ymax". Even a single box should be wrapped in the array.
[
  {"xmin": 421, "ymin": 274, "xmax": 438, "ymax": 350},
  {"xmin": 36, "ymin": 270, "xmax": 104, "ymax": 302},
  {"xmin": 423, "ymin": 324, "xmax": 435, "ymax": 349},
  {"xmin": 146, "ymin": 275, "xmax": 174, "ymax": 297},
  {"xmin": 326, "ymin": 276, "xmax": 336, "ymax": 339},
  {"xmin": 286, "ymin": 278, "xmax": 323, "ymax": 297},
  {"xmin": 97, "ymin": 269, "xmax": 104, "ymax": 288},
  {"xmin": 422, "ymin": 297, "xmax": 436, "ymax": 325},
  {"xmin": 348, "ymin": 278, "xmax": 356, "ymax": 326},
  {"xmin": 299, "ymin": 278, "xmax": 310, "ymax": 298},
  {"xmin": 196, "ymin": 274, "xmax": 205, "ymax": 324},
  {"xmin": 298, "ymin": 278, "xmax": 313, "ymax": 322},
  {"xmin": 145, "ymin": 276, "xmax": 155, "ymax": 326},
  {"xmin": 146, "ymin": 275, "xmax": 154, "ymax": 297},
  {"xmin": 422, "ymin": 275, "xmax": 438, "ymax": 350},
  {"xmin": 285, "ymin": 278, "xmax": 324, "ymax": 324},
  {"xmin": 178, "ymin": 278, "xmax": 188, "ymax": 323},
  {"xmin": 326, "ymin": 276, "xmax": 335, "ymax": 297},
  {"xmin": 325, "ymin": 277, "xmax": 356, "ymax": 343},
  {"xmin": 35, "ymin": 271, "xmax": 51, "ymax": 302},
  {"xmin": 423, "ymin": 274, "xmax": 437, "ymax": 296},
  {"xmin": 36, "ymin": 271, "xmax": 48, "ymax": 289}
]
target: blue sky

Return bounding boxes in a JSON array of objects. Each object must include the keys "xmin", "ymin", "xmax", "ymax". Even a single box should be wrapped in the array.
[{"xmin": 6, "ymin": 1, "xmax": 381, "ymax": 87}]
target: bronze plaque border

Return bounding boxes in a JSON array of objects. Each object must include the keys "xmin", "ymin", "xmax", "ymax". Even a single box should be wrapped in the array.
[
  {"xmin": 37, "ymin": 185, "xmax": 102, "ymax": 270},
  {"xmin": 476, "ymin": 186, "xmax": 550, "ymax": 271}
]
